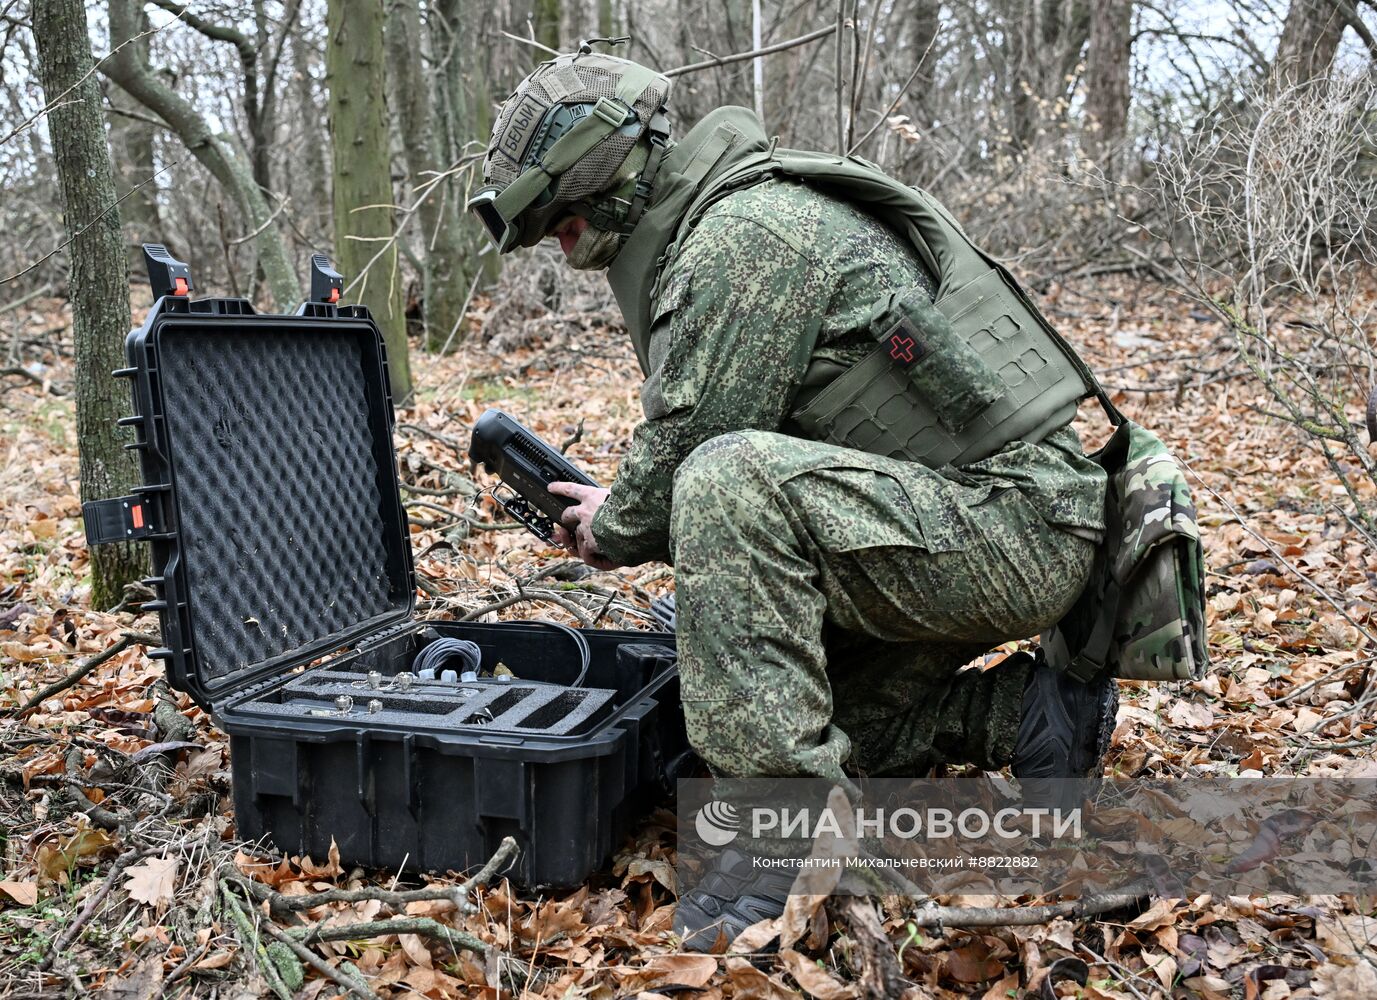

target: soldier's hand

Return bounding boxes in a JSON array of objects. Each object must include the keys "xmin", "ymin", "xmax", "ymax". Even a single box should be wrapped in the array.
[{"xmin": 548, "ymin": 482, "xmax": 621, "ymax": 571}]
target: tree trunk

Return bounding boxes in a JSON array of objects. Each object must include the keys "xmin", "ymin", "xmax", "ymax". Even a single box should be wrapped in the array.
[
  {"xmin": 431, "ymin": 0, "xmax": 501, "ymax": 285},
  {"xmin": 248, "ymin": 0, "xmax": 270, "ymax": 197},
  {"xmin": 907, "ymin": 0, "xmax": 940, "ymax": 131},
  {"xmin": 326, "ymin": 0, "xmax": 412, "ymax": 400},
  {"xmin": 102, "ymin": 0, "xmax": 299, "ymax": 310},
  {"xmin": 534, "ymin": 0, "xmax": 561, "ymax": 57},
  {"xmin": 290, "ymin": 28, "xmax": 331, "ymax": 240},
  {"xmin": 598, "ymin": 0, "xmax": 614, "ymax": 39},
  {"xmin": 33, "ymin": 0, "xmax": 146, "ymax": 609},
  {"xmin": 1274, "ymin": 0, "xmax": 1346, "ymax": 86},
  {"xmin": 1085, "ymin": 0, "xmax": 1133, "ymax": 172},
  {"xmin": 386, "ymin": 0, "xmax": 470, "ymax": 351},
  {"xmin": 106, "ymin": 82, "xmax": 163, "ymax": 258},
  {"xmin": 1006, "ymin": 0, "xmax": 1091, "ymax": 151},
  {"xmin": 105, "ymin": 9, "xmax": 162, "ymax": 263}
]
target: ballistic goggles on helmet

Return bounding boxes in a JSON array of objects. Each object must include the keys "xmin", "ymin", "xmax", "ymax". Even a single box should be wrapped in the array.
[{"xmin": 468, "ymin": 61, "xmax": 671, "ymax": 253}]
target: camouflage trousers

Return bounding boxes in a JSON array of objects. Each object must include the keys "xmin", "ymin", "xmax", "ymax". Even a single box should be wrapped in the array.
[{"xmin": 668, "ymin": 431, "xmax": 1098, "ymax": 791}]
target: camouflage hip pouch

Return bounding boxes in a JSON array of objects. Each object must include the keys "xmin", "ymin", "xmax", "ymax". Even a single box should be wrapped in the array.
[{"xmin": 1041, "ymin": 420, "xmax": 1208, "ymax": 682}]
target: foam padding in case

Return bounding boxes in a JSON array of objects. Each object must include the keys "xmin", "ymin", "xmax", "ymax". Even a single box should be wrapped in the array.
[{"xmin": 155, "ymin": 322, "xmax": 410, "ymax": 686}]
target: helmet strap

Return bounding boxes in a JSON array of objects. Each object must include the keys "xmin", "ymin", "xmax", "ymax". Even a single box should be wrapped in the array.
[{"xmin": 624, "ymin": 110, "xmax": 672, "ymax": 230}]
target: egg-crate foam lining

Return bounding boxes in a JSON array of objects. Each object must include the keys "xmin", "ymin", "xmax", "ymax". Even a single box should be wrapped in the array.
[{"xmin": 156, "ymin": 323, "xmax": 409, "ymax": 687}]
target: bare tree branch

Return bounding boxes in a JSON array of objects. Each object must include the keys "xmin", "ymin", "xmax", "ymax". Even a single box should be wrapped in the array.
[{"xmin": 664, "ymin": 23, "xmax": 837, "ymax": 77}]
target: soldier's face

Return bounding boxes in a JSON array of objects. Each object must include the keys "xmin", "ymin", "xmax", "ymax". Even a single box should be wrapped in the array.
[{"xmin": 550, "ymin": 215, "xmax": 589, "ymax": 260}]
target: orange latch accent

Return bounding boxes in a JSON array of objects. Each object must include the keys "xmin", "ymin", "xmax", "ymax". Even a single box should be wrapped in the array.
[
  {"xmin": 173, "ymin": 277, "xmax": 189, "ymax": 296},
  {"xmin": 328, "ymin": 287, "xmax": 340, "ymax": 304},
  {"xmin": 131, "ymin": 504, "xmax": 145, "ymax": 529}
]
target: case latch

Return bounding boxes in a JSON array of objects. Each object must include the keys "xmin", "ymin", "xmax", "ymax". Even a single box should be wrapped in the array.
[{"xmin": 82, "ymin": 494, "xmax": 162, "ymax": 545}]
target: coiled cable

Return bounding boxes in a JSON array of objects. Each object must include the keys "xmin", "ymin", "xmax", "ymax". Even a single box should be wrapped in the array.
[
  {"xmin": 412, "ymin": 637, "xmax": 482, "ymax": 678},
  {"xmin": 412, "ymin": 624, "xmax": 590, "ymax": 687},
  {"xmin": 519, "ymin": 619, "xmax": 590, "ymax": 688}
]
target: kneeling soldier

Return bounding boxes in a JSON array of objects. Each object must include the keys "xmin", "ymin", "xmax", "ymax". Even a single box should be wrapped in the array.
[{"xmin": 470, "ymin": 45, "xmax": 1119, "ymax": 950}]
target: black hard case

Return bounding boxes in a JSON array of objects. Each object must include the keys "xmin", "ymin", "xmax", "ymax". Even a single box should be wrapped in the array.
[{"xmin": 112, "ymin": 294, "xmax": 684, "ymax": 887}]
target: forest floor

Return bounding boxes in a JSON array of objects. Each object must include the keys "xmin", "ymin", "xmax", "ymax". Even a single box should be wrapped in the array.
[{"xmin": 1, "ymin": 273, "xmax": 1375, "ymax": 999}]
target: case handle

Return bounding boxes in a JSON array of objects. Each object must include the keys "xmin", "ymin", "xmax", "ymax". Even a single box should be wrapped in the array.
[{"xmin": 143, "ymin": 243, "xmax": 193, "ymax": 301}]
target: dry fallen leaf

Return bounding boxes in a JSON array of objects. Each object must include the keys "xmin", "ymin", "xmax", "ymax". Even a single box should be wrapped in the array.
[
  {"xmin": 36, "ymin": 820, "xmax": 117, "ymax": 882},
  {"xmin": 1313, "ymin": 958, "xmax": 1377, "ymax": 997},
  {"xmin": 729, "ymin": 915, "xmax": 781, "ymax": 953},
  {"xmin": 623, "ymin": 856, "xmax": 677, "ymax": 894},
  {"xmin": 124, "ymin": 857, "xmax": 179, "ymax": 907},
  {"xmin": 1127, "ymin": 897, "xmax": 1181, "ymax": 931},
  {"xmin": 398, "ymin": 931, "xmax": 434, "ymax": 969},
  {"xmin": 638, "ymin": 954, "xmax": 718, "ymax": 989},
  {"xmin": 779, "ymin": 948, "xmax": 858, "ymax": 1000},
  {"xmin": 0, "ymin": 881, "xmax": 38, "ymax": 906},
  {"xmin": 980, "ymin": 972, "xmax": 1020, "ymax": 1000},
  {"xmin": 945, "ymin": 941, "xmax": 1006, "ymax": 984},
  {"xmin": 780, "ymin": 892, "xmax": 830, "ymax": 951},
  {"xmin": 93, "ymin": 954, "xmax": 164, "ymax": 1000},
  {"xmin": 193, "ymin": 950, "xmax": 235, "ymax": 970},
  {"xmin": 1168, "ymin": 700, "xmax": 1215, "ymax": 730},
  {"xmin": 724, "ymin": 956, "xmax": 798, "ymax": 1000}
]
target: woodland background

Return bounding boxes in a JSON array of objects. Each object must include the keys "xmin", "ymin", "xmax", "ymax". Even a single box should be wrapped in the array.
[{"xmin": 2, "ymin": 0, "xmax": 1377, "ymax": 997}]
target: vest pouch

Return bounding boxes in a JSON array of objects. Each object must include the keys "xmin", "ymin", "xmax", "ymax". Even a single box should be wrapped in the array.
[
  {"xmin": 870, "ymin": 287, "xmax": 1003, "ymax": 433},
  {"xmin": 788, "ymin": 287, "xmax": 1005, "ymax": 465}
]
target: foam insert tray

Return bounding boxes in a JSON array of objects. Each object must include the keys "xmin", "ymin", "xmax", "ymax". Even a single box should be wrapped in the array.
[{"xmin": 251, "ymin": 667, "xmax": 619, "ymax": 737}]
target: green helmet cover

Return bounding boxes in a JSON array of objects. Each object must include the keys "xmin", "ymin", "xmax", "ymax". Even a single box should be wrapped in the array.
[{"xmin": 469, "ymin": 50, "xmax": 673, "ymax": 254}]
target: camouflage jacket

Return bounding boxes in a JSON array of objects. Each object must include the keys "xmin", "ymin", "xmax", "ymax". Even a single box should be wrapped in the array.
[{"xmin": 591, "ymin": 176, "xmax": 1107, "ymax": 567}]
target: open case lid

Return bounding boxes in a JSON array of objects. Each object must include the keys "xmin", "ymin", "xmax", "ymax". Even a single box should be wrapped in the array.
[{"xmin": 115, "ymin": 288, "xmax": 416, "ymax": 710}]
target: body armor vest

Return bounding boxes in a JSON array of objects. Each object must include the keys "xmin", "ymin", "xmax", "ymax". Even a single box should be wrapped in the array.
[
  {"xmin": 683, "ymin": 151, "xmax": 1106, "ymax": 465},
  {"xmin": 613, "ymin": 109, "xmax": 1110, "ymax": 468}
]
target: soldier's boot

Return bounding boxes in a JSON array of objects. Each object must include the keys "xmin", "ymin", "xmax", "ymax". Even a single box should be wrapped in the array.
[
  {"xmin": 675, "ymin": 849, "xmax": 796, "ymax": 953},
  {"xmin": 1012, "ymin": 651, "xmax": 1118, "ymax": 811}
]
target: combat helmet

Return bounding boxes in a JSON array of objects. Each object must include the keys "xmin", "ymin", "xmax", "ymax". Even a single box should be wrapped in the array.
[{"xmin": 468, "ymin": 43, "xmax": 673, "ymax": 258}]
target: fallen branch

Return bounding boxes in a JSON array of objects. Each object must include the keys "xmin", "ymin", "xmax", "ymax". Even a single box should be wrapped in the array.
[
  {"xmin": 0, "ymin": 282, "xmax": 53, "ymax": 315},
  {"xmin": 238, "ymin": 835, "xmax": 517, "ymax": 918},
  {"xmin": 399, "ymin": 480, "xmax": 469, "ymax": 498},
  {"xmin": 221, "ymin": 881, "xmax": 293, "ymax": 1000},
  {"xmin": 256, "ymin": 917, "xmax": 378, "ymax": 1000},
  {"xmin": 39, "ymin": 847, "xmax": 162, "ymax": 971},
  {"xmin": 13, "ymin": 631, "xmax": 161, "ymax": 718},
  {"xmin": 1274, "ymin": 652, "xmax": 1377, "ymax": 705},
  {"xmin": 907, "ymin": 882, "xmax": 1151, "ymax": 928},
  {"xmin": 559, "ymin": 418, "xmax": 585, "ymax": 454},
  {"xmin": 462, "ymin": 515, "xmax": 524, "ymax": 531},
  {"xmin": 840, "ymin": 896, "xmax": 903, "ymax": 999},
  {"xmin": 397, "ymin": 422, "xmax": 468, "ymax": 460},
  {"xmin": 455, "ymin": 586, "xmax": 595, "ymax": 626},
  {"xmin": 162, "ymin": 940, "xmax": 212, "ymax": 988},
  {"xmin": 64, "ymin": 747, "xmax": 123, "ymax": 830},
  {"xmin": 290, "ymin": 916, "xmax": 488, "ymax": 954},
  {"xmin": 0, "ymin": 366, "xmax": 65, "ymax": 395},
  {"xmin": 1074, "ymin": 941, "xmax": 1158, "ymax": 1000},
  {"xmin": 1184, "ymin": 461, "xmax": 1377, "ymax": 649}
]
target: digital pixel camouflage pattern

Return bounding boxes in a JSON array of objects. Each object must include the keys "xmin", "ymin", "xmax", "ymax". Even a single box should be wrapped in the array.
[
  {"xmin": 668, "ymin": 429, "xmax": 1098, "ymax": 788},
  {"xmin": 591, "ymin": 174, "xmax": 1109, "ymax": 567},
  {"xmin": 588, "ymin": 163, "xmax": 1110, "ymax": 779},
  {"xmin": 1043, "ymin": 421, "xmax": 1208, "ymax": 682}
]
